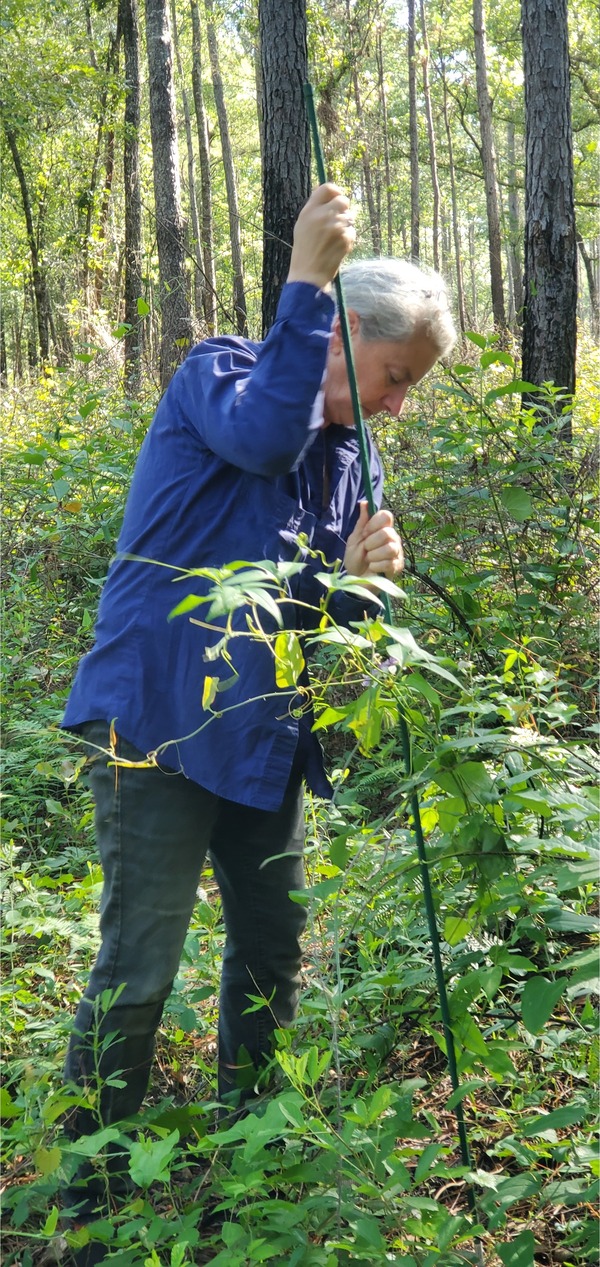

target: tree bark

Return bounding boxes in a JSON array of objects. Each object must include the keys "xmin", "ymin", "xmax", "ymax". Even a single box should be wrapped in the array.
[
  {"xmin": 171, "ymin": 0, "xmax": 205, "ymax": 322},
  {"xmin": 2, "ymin": 118, "xmax": 52, "ymax": 363},
  {"xmin": 145, "ymin": 0, "xmax": 194, "ymax": 389},
  {"xmin": 506, "ymin": 120, "xmax": 523, "ymax": 328},
  {"xmin": 375, "ymin": 25, "xmax": 393, "ymax": 256},
  {"xmin": 345, "ymin": 2, "xmax": 380, "ymax": 257},
  {"xmin": 472, "ymin": 0, "xmax": 506, "ymax": 328},
  {"xmin": 120, "ymin": 0, "xmax": 144, "ymax": 393},
  {"xmin": 94, "ymin": 29, "xmax": 121, "ymax": 310},
  {"xmin": 259, "ymin": 0, "xmax": 311, "ymax": 334},
  {"xmin": 190, "ymin": 0, "xmax": 217, "ymax": 335},
  {"xmin": 440, "ymin": 64, "xmax": 467, "ymax": 332},
  {"xmin": 577, "ymin": 232, "xmax": 599, "ymax": 345},
  {"xmin": 521, "ymin": 0, "xmax": 577, "ymax": 427},
  {"xmin": 419, "ymin": 0, "xmax": 440, "ymax": 271},
  {"xmin": 407, "ymin": 0, "xmax": 420, "ymax": 260},
  {"xmin": 468, "ymin": 219, "xmax": 477, "ymax": 326},
  {"xmin": 205, "ymin": 0, "xmax": 247, "ymax": 334}
]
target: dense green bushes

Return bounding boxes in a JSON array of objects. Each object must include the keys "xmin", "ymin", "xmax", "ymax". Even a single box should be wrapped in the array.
[{"xmin": 1, "ymin": 345, "xmax": 598, "ymax": 1264}]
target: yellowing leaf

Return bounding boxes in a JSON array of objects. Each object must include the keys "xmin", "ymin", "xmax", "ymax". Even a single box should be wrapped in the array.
[
  {"xmin": 202, "ymin": 676, "xmax": 218, "ymax": 710},
  {"xmin": 34, "ymin": 1145, "xmax": 62, "ymax": 1176},
  {"xmin": 274, "ymin": 631, "xmax": 305, "ymax": 688},
  {"xmin": 63, "ymin": 500, "xmax": 82, "ymax": 513}
]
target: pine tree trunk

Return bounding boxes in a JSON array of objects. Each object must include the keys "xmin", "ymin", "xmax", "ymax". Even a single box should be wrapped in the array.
[
  {"xmin": 2, "ymin": 119, "xmax": 52, "ymax": 362},
  {"xmin": 521, "ymin": 0, "xmax": 576, "ymax": 430},
  {"xmin": 120, "ymin": 0, "xmax": 144, "ymax": 394},
  {"xmin": 259, "ymin": 0, "xmax": 310, "ymax": 334},
  {"xmin": 345, "ymin": 0, "xmax": 380, "ymax": 257},
  {"xmin": 190, "ymin": 0, "xmax": 217, "ymax": 335},
  {"xmin": 94, "ymin": 29, "xmax": 121, "ymax": 309},
  {"xmin": 375, "ymin": 25, "xmax": 393, "ymax": 256},
  {"xmin": 407, "ymin": 0, "xmax": 420, "ymax": 260},
  {"xmin": 205, "ymin": 0, "xmax": 247, "ymax": 334},
  {"xmin": 145, "ymin": 0, "xmax": 193, "ymax": 388},
  {"xmin": 419, "ymin": 0, "xmax": 440, "ymax": 271},
  {"xmin": 468, "ymin": 219, "xmax": 477, "ymax": 326},
  {"xmin": 577, "ymin": 233, "xmax": 599, "ymax": 344},
  {"xmin": 506, "ymin": 120, "xmax": 523, "ymax": 328},
  {"xmin": 440, "ymin": 66, "xmax": 467, "ymax": 332},
  {"xmin": 171, "ymin": 0, "xmax": 204, "ymax": 322},
  {"xmin": 473, "ymin": 0, "xmax": 506, "ymax": 328}
]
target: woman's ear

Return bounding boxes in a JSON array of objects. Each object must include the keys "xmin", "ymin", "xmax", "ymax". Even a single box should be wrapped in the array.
[{"xmin": 331, "ymin": 308, "xmax": 360, "ymax": 350}]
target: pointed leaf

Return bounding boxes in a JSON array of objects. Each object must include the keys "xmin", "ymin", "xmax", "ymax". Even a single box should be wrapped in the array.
[
  {"xmin": 500, "ymin": 487, "xmax": 533, "ymax": 522},
  {"xmin": 497, "ymin": 1230, "xmax": 536, "ymax": 1267},
  {"xmin": 521, "ymin": 976, "xmax": 566, "ymax": 1034},
  {"xmin": 274, "ymin": 631, "xmax": 305, "ymax": 688},
  {"xmin": 168, "ymin": 593, "xmax": 206, "ymax": 621}
]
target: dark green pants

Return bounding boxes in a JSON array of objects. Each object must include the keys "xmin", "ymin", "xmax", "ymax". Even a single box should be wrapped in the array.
[{"xmin": 63, "ymin": 721, "xmax": 307, "ymax": 1217}]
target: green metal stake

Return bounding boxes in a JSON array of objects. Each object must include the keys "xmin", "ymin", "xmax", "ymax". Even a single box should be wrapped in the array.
[{"xmin": 303, "ymin": 81, "xmax": 477, "ymax": 1201}]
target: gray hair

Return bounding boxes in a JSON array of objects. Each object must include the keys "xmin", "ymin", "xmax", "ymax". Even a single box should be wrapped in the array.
[{"xmin": 339, "ymin": 258, "xmax": 457, "ymax": 357}]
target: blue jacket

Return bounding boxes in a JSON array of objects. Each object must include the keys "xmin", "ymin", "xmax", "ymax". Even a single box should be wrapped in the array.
[{"xmin": 63, "ymin": 283, "xmax": 384, "ymax": 809}]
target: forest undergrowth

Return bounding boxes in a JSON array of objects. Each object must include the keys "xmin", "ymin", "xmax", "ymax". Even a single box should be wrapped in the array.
[{"xmin": 1, "ymin": 338, "xmax": 599, "ymax": 1266}]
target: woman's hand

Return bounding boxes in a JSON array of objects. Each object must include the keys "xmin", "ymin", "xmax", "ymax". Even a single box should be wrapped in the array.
[
  {"xmin": 343, "ymin": 501, "xmax": 404, "ymax": 579},
  {"xmin": 287, "ymin": 183, "xmax": 355, "ymax": 292}
]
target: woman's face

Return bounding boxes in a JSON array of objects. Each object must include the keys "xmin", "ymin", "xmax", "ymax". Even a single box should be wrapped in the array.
[{"xmin": 323, "ymin": 311, "xmax": 439, "ymax": 428}]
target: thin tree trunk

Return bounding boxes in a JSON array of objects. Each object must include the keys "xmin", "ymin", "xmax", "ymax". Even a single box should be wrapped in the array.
[
  {"xmin": 2, "ymin": 119, "xmax": 51, "ymax": 362},
  {"xmin": 145, "ymin": 0, "xmax": 194, "ymax": 388},
  {"xmin": 419, "ymin": 0, "xmax": 440, "ymax": 271},
  {"xmin": 347, "ymin": 61, "xmax": 381, "ymax": 251},
  {"xmin": 407, "ymin": 0, "xmax": 420, "ymax": 260},
  {"xmin": 120, "ymin": 0, "xmax": 144, "ymax": 393},
  {"xmin": 0, "ymin": 320, "xmax": 7, "ymax": 386},
  {"xmin": 440, "ymin": 65, "xmax": 467, "ymax": 332},
  {"xmin": 375, "ymin": 24, "xmax": 393, "ymax": 256},
  {"xmin": 259, "ymin": 0, "xmax": 311, "ymax": 334},
  {"xmin": 468, "ymin": 219, "xmax": 477, "ymax": 326},
  {"xmin": 473, "ymin": 0, "xmax": 506, "ymax": 328},
  {"xmin": 94, "ymin": 28, "xmax": 121, "ymax": 309},
  {"xmin": 205, "ymin": 0, "xmax": 247, "ymax": 334},
  {"xmin": 521, "ymin": 0, "xmax": 576, "ymax": 430},
  {"xmin": 506, "ymin": 120, "xmax": 523, "ymax": 327},
  {"xmin": 577, "ymin": 232, "xmax": 599, "ymax": 344},
  {"xmin": 171, "ymin": 0, "xmax": 205, "ymax": 321},
  {"xmin": 94, "ymin": 106, "xmax": 118, "ymax": 309},
  {"xmin": 82, "ymin": 28, "xmax": 121, "ymax": 312},
  {"xmin": 190, "ymin": 0, "xmax": 217, "ymax": 335}
]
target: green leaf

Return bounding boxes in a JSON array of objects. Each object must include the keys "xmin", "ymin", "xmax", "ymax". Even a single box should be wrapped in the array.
[
  {"xmin": 465, "ymin": 331, "xmax": 487, "ymax": 349},
  {"xmin": 521, "ymin": 976, "xmax": 566, "ymax": 1034},
  {"xmin": 414, "ymin": 1142, "xmax": 443, "ymax": 1182},
  {"xmin": 53, "ymin": 477, "xmax": 71, "ymax": 501},
  {"xmin": 168, "ymin": 593, "xmax": 206, "ymax": 620},
  {"xmin": 434, "ymin": 761, "xmax": 494, "ymax": 802},
  {"xmin": 406, "ymin": 671, "xmax": 441, "ymax": 716},
  {"xmin": 34, "ymin": 1145, "xmax": 62, "ymax": 1175},
  {"xmin": 485, "ymin": 380, "xmax": 538, "ymax": 404},
  {"xmin": 522, "ymin": 1102, "xmax": 587, "ymax": 1137},
  {"xmin": 497, "ymin": 1230, "xmax": 536, "ymax": 1267},
  {"xmin": 446, "ymin": 1078, "xmax": 487, "ymax": 1110},
  {"xmin": 274, "ymin": 630, "xmax": 305, "ymax": 688},
  {"xmin": 0, "ymin": 1088, "xmax": 20, "ymax": 1118},
  {"xmin": 444, "ymin": 915, "xmax": 471, "ymax": 946},
  {"xmin": 312, "ymin": 705, "xmax": 348, "ymax": 731},
  {"xmin": 42, "ymin": 1207, "xmax": 60, "ymax": 1237},
  {"xmin": 137, "ymin": 296, "xmax": 150, "ymax": 315},
  {"xmin": 128, "ymin": 1130, "xmax": 179, "ymax": 1187},
  {"xmin": 500, "ymin": 487, "xmax": 533, "ymax": 522},
  {"xmin": 480, "ymin": 349, "xmax": 515, "ymax": 369}
]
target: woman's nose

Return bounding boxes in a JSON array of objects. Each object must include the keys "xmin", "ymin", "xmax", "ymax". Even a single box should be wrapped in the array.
[{"xmin": 383, "ymin": 382, "xmax": 409, "ymax": 417}]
